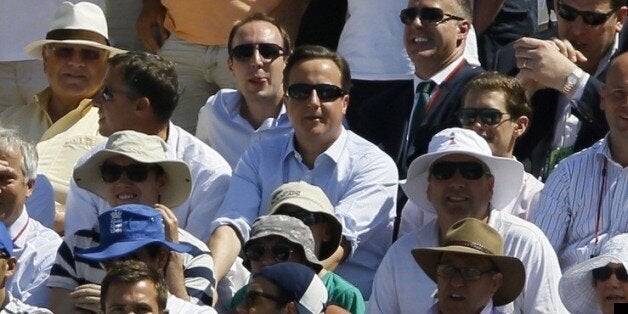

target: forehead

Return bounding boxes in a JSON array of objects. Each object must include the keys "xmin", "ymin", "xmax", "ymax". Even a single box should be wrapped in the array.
[
  {"xmin": 0, "ymin": 149, "xmax": 22, "ymax": 170},
  {"xmin": 432, "ymin": 153, "xmax": 485, "ymax": 164},
  {"xmin": 559, "ymin": 0, "xmax": 613, "ymax": 11},
  {"xmin": 407, "ymin": 0, "xmax": 455, "ymax": 11},
  {"xmin": 250, "ymin": 277, "xmax": 282, "ymax": 295},
  {"xmin": 108, "ymin": 279, "xmax": 158, "ymax": 301},
  {"xmin": 606, "ymin": 55, "xmax": 628, "ymax": 87},
  {"xmin": 288, "ymin": 58, "xmax": 342, "ymax": 85},
  {"xmin": 463, "ymin": 89, "xmax": 508, "ymax": 111},
  {"xmin": 440, "ymin": 252, "xmax": 493, "ymax": 268},
  {"xmin": 233, "ymin": 20, "xmax": 283, "ymax": 45}
]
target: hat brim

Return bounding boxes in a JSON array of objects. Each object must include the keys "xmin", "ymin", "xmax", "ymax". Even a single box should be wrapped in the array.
[
  {"xmin": 24, "ymin": 39, "xmax": 126, "ymax": 59},
  {"xmin": 73, "ymin": 149, "xmax": 192, "ymax": 208},
  {"xmin": 75, "ymin": 239, "xmax": 192, "ymax": 261},
  {"xmin": 559, "ymin": 255, "xmax": 627, "ymax": 314},
  {"xmin": 412, "ymin": 247, "xmax": 525, "ymax": 306},
  {"xmin": 401, "ymin": 150, "xmax": 523, "ymax": 215}
]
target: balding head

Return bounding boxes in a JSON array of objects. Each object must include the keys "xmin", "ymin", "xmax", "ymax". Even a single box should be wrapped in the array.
[{"xmin": 601, "ymin": 52, "xmax": 628, "ymax": 150}]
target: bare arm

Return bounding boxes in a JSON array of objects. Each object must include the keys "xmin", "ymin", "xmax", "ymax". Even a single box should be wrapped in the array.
[
  {"xmin": 473, "ymin": 0, "xmax": 505, "ymax": 34},
  {"xmin": 320, "ymin": 238, "xmax": 350, "ymax": 271},
  {"xmin": 208, "ymin": 225, "xmax": 242, "ymax": 283},
  {"xmin": 137, "ymin": 0, "xmax": 169, "ymax": 53}
]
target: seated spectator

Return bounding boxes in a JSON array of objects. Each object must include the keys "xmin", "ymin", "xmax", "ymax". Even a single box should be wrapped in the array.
[
  {"xmin": 25, "ymin": 174, "xmax": 55, "ymax": 230},
  {"xmin": 0, "ymin": 223, "xmax": 52, "ymax": 313},
  {"xmin": 0, "ymin": 129, "xmax": 62, "ymax": 307},
  {"xmin": 48, "ymin": 131, "xmax": 218, "ymax": 313},
  {"xmin": 196, "ymin": 13, "xmax": 293, "ymax": 168},
  {"xmin": 242, "ymin": 262, "xmax": 328, "ymax": 314},
  {"xmin": 412, "ymin": 218, "xmax": 526, "ymax": 314},
  {"xmin": 77, "ymin": 205, "xmax": 217, "ymax": 314},
  {"xmin": 559, "ymin": 234, "xmax": 628, "ymax": 314}
]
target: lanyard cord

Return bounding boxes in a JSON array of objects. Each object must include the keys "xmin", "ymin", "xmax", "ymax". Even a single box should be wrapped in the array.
[{"xmin": 594, "ymin": 158, "xmax": 608, "ymax": 247}]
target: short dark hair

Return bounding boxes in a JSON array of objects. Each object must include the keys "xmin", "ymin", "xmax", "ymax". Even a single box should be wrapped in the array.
[
  {"xmin": 101, "ymin": 260, "xmax": 168, "ymax": 312},
  {"xmin": 452, "ymin": 0, "xmax": 473, "ymax": 21},
  {"xmin": 108, "ymin": 52, "xmax": 179, "ymax": 123},
  {"xmin": 462, "ymin": 72, "xmax": 532, "ymax": 119},
  {"xmin": 227, "ymin": 13, "xmax": 292, "ymax": 56},
  {"xmin": 283, "ymin": 45, "xmax": 352, "ymax": 92}
]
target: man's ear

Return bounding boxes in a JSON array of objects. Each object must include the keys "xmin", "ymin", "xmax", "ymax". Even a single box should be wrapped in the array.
[
  {"xmin": 227, "ymin": 57, "xmax": 234, "ymax": 72},
  {"xmin": 25, "ymin": 179, "xmax": 35, "ymax": 198},
  {"xmin": 457, "ymin": 20, "xmax": 471, "ymax": 42},
  {"xmin": 286, "ymin": 301, "xmax": 299, "ymax": 314},
  {"xmin": 513, "ymin": 115, "xmax": 529, "ymax": 138},
  {"xmin": 614, "ymin": 6, "xmax": 627, "ymax": 32},
  {"xmin": 491, "ymin": 272, "xmax": 504, "ymax": 294}
]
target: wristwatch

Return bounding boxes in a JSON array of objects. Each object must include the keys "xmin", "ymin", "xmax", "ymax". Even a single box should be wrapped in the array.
[{"xmin": 562, "ymin": 67, "xmax": 584, "ymax": 94}]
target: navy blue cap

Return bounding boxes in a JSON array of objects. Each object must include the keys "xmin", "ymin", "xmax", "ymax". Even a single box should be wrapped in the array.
[{"xmin": 0, "ymin": 223, "xmax": 13, "ymax": 256}]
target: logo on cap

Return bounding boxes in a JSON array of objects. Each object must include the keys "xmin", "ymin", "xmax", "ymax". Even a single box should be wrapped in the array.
[{"xmin": 109, "ymin": 210, "xmax": 123, "ymax": 234}]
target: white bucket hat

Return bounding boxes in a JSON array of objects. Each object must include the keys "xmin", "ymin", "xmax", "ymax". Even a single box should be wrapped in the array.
[
  {"xmin": 559, "ymin": 234, "xmax": 628, "ymax": 314},
  {"xmin": 401, "ymin": 128, "xmax": 523, "ymax": 214},
  {"xmin": 73, "ymin": 130, "xmax": 192, "ymax": 208},
  {"xmin": 24, "ymin": 1, "xmax": 125, "ymax": 59}
]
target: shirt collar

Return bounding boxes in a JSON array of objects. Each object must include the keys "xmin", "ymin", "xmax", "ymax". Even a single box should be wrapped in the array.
[
  {"xmin": 413, "ymin": 55, "xmax": 465, "ymax": 91},
  {"xmin": 283, "ymin": 128, "xmax": 348, "ymax": 165},
  {"xmin": 8, "ymin": 208, "xmax": 29, "ymax": 243}
]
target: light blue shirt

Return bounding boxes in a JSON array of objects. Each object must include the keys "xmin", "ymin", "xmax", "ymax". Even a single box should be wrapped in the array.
[
  {"xmin": 210, "ymin": 128, "xmax": 398, "ymax": 298},
  {"xmin": 196, "ymin": 89, "xmax": 293, "ymax": 168}
]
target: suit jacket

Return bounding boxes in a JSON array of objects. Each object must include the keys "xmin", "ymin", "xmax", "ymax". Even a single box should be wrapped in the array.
[{"xmin": 493, "ymin": 28, "xmax": 610, "ymax": 179}]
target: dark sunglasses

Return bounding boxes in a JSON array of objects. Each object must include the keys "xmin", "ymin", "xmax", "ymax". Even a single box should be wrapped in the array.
[
  {"xmin": 244, "ymin": 290, "xmax": 289, "ymax": 308},
  {"xmin": 245, "ymin": 243, "xmax": 295, "ymax": 262},
  {"xmin": 287, "ymin": 83, "xmax": 346, "ymax": 102},
  {"xmin": 99, "ymin": 86, "xmax": 136, "ymax": 102},
  {"xmin": 457, "ymin": 108, "xmax": 511, "ymax": 126},
  {"xmin": 400, "ymin": 7, "xmax": 465, "ymax": 25},
  {"xmin": 437, "ymin": 264, "xmax": 496, "ymax": 282},
  {"xmin": 231, "ymin": 43, "xmax": 285, "ymax": 62},
  {"xmin": 592, "ymin": 265, "xmax": 628, "ymax": 282},
  {"xmin": 557, "ymin": 1, "xmax": 617, "ymax": 26},
  {"xmin": 278, "ymin": 210, "xmax": 319, "ymax": 226},
  {"xmin": 430, "ymin": 161, "xmax": 490, "ymax": 180},
  {"xmin": 100, "ymin": 163, "xmax": 163, "ymax": 183},
  {"xmin": 47, "ymin": 45, "xmax": 107, "ymax": 61}
]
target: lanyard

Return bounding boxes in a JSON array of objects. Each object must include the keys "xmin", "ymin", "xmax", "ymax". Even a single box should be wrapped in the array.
[{"xmin": 12, "ymin": 218, "xmax": 29, "ymax": 242}]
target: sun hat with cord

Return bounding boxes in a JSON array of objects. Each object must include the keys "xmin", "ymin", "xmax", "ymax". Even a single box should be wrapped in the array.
[
  {"xmin": 24, "ymin": 1, "xmax": 125, "ymax": 58},
  {"xmin": 401, "ymin": 127, "xmax": 524, "ymax": 215},
  {"xmin": 412, "ymin": 217, "xmax": 526, "ymax": 306},
  {"xmin": 267, "ymin": 181, "xmax": 343, "ymax": 260},
  {"xmin": 73, "ymin": 130, "xmax": 192, "ymax": 208},
  {"xmin": 559, "ymin": 234, "xmax": 628, "ymax": 314}
]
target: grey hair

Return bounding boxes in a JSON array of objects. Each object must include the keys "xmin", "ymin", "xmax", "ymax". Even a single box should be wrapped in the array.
[{"xmin": 0, "ymin": 128, "xmax": 38, "ymax": 183}]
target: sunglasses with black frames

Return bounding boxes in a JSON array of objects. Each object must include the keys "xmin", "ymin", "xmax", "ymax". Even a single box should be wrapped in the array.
[
  {"xmin": 286, "ymin": 83, "xmax": 346, "ymax": 102},
  {"xmin": 400, "ymin": 7, "xmax": 465, "ymax": 25},
  {"xmin": 245, "ymin": 243, "xmax": 296, "ymax": 263},
  {"xmin": 230, "ymin": 43, "xmax": 285, "ymax": 62},
  {"xmin": 436, "ymin": 264, "xmax": 497, "ymax": 282},
  {"xmin": 46, "ymin": 44, "xmax": 107, "ymax": 61},
  {"xmin": 592, "ymin": 265, "xmax": 628, "ymax": 282},
  {"xmin": 457, "ymin": 108, "xmax": 512, "ymax": 126},
  {"xmin": 557, "ymin": 1, "xmax": 618, "ymax": 26},
  {"xmin": 100, "ymin": 163, "xmax": 164, "ymax": 183},
  {"xmin": 430, "ymin": 161, "xmax": 490, "ymax": 181}
]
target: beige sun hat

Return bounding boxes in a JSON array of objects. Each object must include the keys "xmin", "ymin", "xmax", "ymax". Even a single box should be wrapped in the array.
[
  {"xmin": 73, "ymin": 130, "xmax": 191, "ymax": 208},
  {"xmin": 24, "ymin": 1, "xmax": 125, "ymax": 59},
  {"xmin": 412, "ymin": 218, "xmax": 526, "ymax": 307}
]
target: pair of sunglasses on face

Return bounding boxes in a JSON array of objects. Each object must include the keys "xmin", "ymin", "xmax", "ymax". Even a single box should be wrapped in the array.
[
  {"xmin": 100, "ymin": 163, "xmax": 163, "ymax": 183},
  {"xmin": 399, "ymin": 6, "xmax": 465, "ymax": 25},
  {"xmin": 46, "ymin": 45, "xmax": 107, "ymax": 61},
  {"xmin": 592, "ymin": 265, "xmax": 628, "ymax": 282},
  {"xmin": 557, "ymin": 1, "xmax": 618, "ymax": 26},
  {"xmin": 286, "ymin": 84, "xmax": 346, "ymax": 102},
  {"xmin": 430, "ymin": 161, "xmax": 490, "ymax": 181},
  {"xmin": 245, "ymin": 243, "xmax": 296, "ymax": 263},
  {"xmin": 436, "ymin": 264, "xmax": 496, "ymax": 282},
  {"xmin": 457, "ymin": 108, "xmax": 511, "ymax": 126},
  {"xmin": 230, "ymin": 43, "xmax": 285, "ymax": 62}
]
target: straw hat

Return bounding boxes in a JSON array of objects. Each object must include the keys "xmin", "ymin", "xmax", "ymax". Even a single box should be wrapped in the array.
[
  {"xmin": 24, "ymin": 1, "xmax": 125, "ymax": 58},
  {"xmin": 73, "ymin": 131, "xmax": 191, "ymax": 208},
  {"xmin": 412, "ymin": 218, "xmax": 526, "ymax": 306}
]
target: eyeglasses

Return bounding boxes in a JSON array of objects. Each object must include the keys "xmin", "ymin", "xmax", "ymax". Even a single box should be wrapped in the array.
[
  {"xmin": 286, "ymin": 83, "xmax": 346, "ymax": 102},
  {"xmin": 245, "ymin": 243, "xmax": 296, "ymax": 262},
  {"xmin": 457, "ymin": 108, "xmax": 511, "ymax": 126},
  {"xmin": 99, "ymin": 86, "xmax": 137, "ymax": 102},
  {"xmin": 430, "ymin": 161, "xmax": 490, "ymax": 180},
  {"xmin": 437, "ymin": 264, "xmax": 496, "ymax": 282},
  {"xmin": 244, "ymin": 290, "xmax": 289, "ymax": 308},
  {"xmin": 557, "ymin": 1, "xmax": 617, "ymax": 26},
  {"xmin": 278, "ymin": 211, "xmax": 319, "ymax": 226},
  {"xmin": 592, "ymin": 265, "xmax": 628, "ymax": 282},
  {"xmin": 46, "ymin": 45, "xmax": 107, "ymax": 61},
  {"xmin": 231, "ymin": 43, "xmax": 285, "ymax": 62},
  {"xmin": 100, "ymin": 163, "xmax": 163, "ymax": 183},
  {"xmin": 400, "ymin": 7, "xmax": 465, "ymax": 25}
]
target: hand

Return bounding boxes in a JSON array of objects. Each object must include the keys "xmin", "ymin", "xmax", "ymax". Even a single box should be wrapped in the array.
[
  {"xmin": 70, "ymin": 284, "xmax": 102, "ymax": 313},
  {"xmin": 136, "ymin": 0, "xmax": 169, "ymax": 53},
  {"xmin": 155, "ymin": 203, "xmax": 179, "ymax": 243}
]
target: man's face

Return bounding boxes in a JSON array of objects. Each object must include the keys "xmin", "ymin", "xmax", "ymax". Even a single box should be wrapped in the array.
[
  {"xmin": 462, "ymin": 89, "xmax": 526, "ymax": 158},
  {"xmin": 403, "ymin": 0, "xmax": 468, "ymax": 76},
  {"xmin": 437, "ymin": 252, "xmax": 502, "ymax": 314},
  {"xmin": 247, "ymin": 235, "xmax": 306, "ymax": 273},
  {"xmin": 92, "ymin": 65, "xmax": 140, "ymax": 136},
  {"xmin": 556, "ymin": 0, "xmax": 625, "ymax": 72},
  {"xmin": 103, "ymin": 155, "xmax": 166, "ymax": 207},
  {"xmin": 239, "ymin": 277, "xmax": 291, "ymax": 314},
  {"xmin": 229, "ymin": 20, "xmax": 286, "ymax": 103},
  {"xmin": 274, "ymin": 205, "xmax": 332, "ymax": 257},
  {"xmin": 601, "ymin": 54, "xmax": 628, "ymax": 138},
  {"xmin": 103, "ymin": 280, "xmax": 165, "ymax": 314},
  {"xmin": 43, "ymin": 43, "xmax": 108, "ymax": 102},
  {"xmin": 0, "ymin": 149, "xmax": 33, "ymax": 226},
  {"xmin": 427, "ymin": 154, "xmax": 494, "ymax": 222},
  {"xmin": 594, "ymin": 263, "xmax": 628, "ymax": 314},
  {"xmin": 285, "ymin": 58, "xmax": 348, "ymax": 149}
]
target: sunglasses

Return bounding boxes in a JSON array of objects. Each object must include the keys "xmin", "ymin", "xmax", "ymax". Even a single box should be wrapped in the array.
[
  {"xmin": 100, "ymin": 163, "xmax": 163, "ymax": 183},
  {"xmin": 430, "ymin": 161, "xmax": 490, "ymax": 180},
  {"xmin": 457, "ymin": 108, "xmax": 511, "ymax": 126},
  {"xmin": 557, "ymin": 1, "xmax": 617, "ymax": 26},
  {"xmin": 99, "ymin": 86, "xmax": 137, "ymax": 102},
  {"xmin": 244, "ymin": 290, "xmax": 289, "ymax": 308},
  {"xmin": 287, "ymin": 83, "xmax": 346, "ymax": 102},
  {"xmin": 277, "ymin": 210, "xmax": 320, "ymax": 226},
  {"xmin": 437, "ymin": 264, "xmax": 496, "ymax": 282},
  {"xmin": 245, "ymin": 243, "xmax": 296, "ymax": 263},
  {"xmin": 46, "ymin": 45, "xmax": 107, "ymax": 61},
  {"xmin": 400, "ymin": 7, "xmax": 465, "ymax": 25},
  {"xmin": 231, "ymin": 43, "xmax": 285, "ymax": 62},
  {"xmin": 592, "ymin": 265, "xmax": 628, "ymax": 282}
]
